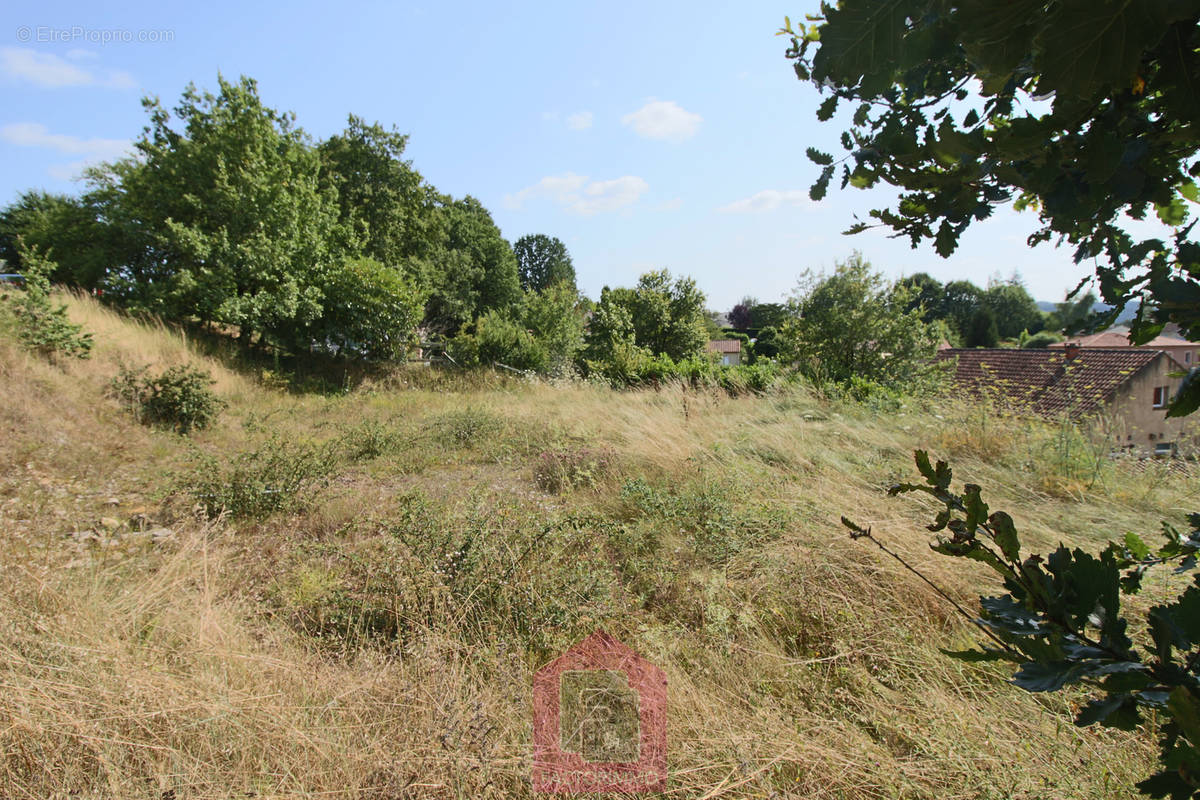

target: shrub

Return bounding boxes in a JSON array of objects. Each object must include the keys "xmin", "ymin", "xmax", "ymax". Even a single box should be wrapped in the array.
[
  {"xmin": 189, "ymin": 436, "xmax": 336, "ymax": 518},
  {"xmin": 111, "ymin": 363, "xmax": 224, "ymax": 434},
  {"xmin": 5, "ymin": 243, "xmax": 91, "ymax": 360},
  {"xmin": 533, "ymin": 448, "xmax": 615, "ymax": 493},
  {"xmin": 1021, "ymin": 331, "xmax": 1063, "ymax": 349},
  {"xmin": 431, "ymin": 407, "xmax": 504, "ymax": 448}
]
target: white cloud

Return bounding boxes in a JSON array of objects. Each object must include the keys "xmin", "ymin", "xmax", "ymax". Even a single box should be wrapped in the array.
[
  {"xmin": 1, "ymin": 122, "xmax": 132, "ymax": 179},
  {"xmin": 719, "ymin": 189, "xmax": 815, "ymax": 213},
  {"xmin": 66, "ymin": 49, "xmax": 99, "ymax": 61},
  {"xmin": 0, "ymin": 47, "xmax": 134, "ymax": 88},
  {"xmin": 565, "ymin": 111, "xmax": 593, "ymax": 130},
  {"xmin": 504, "ymin": 172, "xmax": 648, "ymax": 215},
  {"xmin": 621, "ymin": 99, "xmax": 701, "ymax": 142}
]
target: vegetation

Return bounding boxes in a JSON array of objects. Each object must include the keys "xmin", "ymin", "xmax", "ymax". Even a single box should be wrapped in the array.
[
  {"xmin": 781, "ymin": 253, "xmax": 942, "ymax": 388},
  {"xmin": 847, "ymin": 452, "xmax": 1200, "ymax": 798},
  {"xmin": 2, "ymin": 244, "xmax": 92, "ymax": 360},
  {"xmin": 781, "ymin": 0, "xmax": 1200, "ymax": 411},
  {"xmin": 110, "ymin": 362, "xmax": 224, "ymax": 434},
  {"xmin": 786, "ymin": 3, "xmax": 1200, "ymax": 792},
  {"xmin": 0, "ymin": 291, "xmax": 1182, "ymax": 798}
]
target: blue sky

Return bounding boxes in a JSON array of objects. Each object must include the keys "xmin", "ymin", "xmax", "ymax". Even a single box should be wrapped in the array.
[{"xmin": 2, "ymin": 0, "xmax": 1104, "ymax": 309}]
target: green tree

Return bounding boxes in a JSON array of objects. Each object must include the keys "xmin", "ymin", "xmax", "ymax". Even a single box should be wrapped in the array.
[
  {"xmin": 964, "ymin": 306, "xmax": 1000, "ymax": 348},
  {"xmin": 895, "ymin": 272, "xmax": 944, "ymax": 322},
  {"xmin": 940, "ymin": 279, "xmax": 984, "ymax": 339},
  {"xmin": 781, "ymin": 252, "xmax": 940, "ymax": 386},
  {"xmin": 318, "ymin": 115, "xmax": 445, "ymax": 272},
  {"xmin": 623, "ymin": 269, "xmax": 709, "ymax": 361},
  {"xmin": 982, "ymin": 276, "xmax": 1043, "ymax": 339},
  {"xmin": 0, "ymin": 192, "xmax": 112, "ymax": 290},
  {"xmin": 781, "ymin": 2, "xmax": 1200, "ymax": 414},
  {"xmin": 1046, "ymin": 290, "xmax": 1100, "ymax": 334},
  {"xmin": 513, "ymin": 234, "xmax": 576, "ymax": 293},
  {"xmin": 749, "ymin": 302, "xmax": 790, "ymax": 330},
  {"xmin": 88, "ymin": 75, "xmax": 344, "ymax": 347},
  {"xmin": 753, "ymin": 325, "xmax": 781, "ymax": 359},
  {"xmin": 5, "ymin": 243, "xmax": 92, "ymax": 360},
  {"xmin": 523, "ymin": 281, "xmax": 586, "ymax": 371},
  {"xmin": 425, "ymin": 197, "xmax": 522, "ymax": 335},
  {"xmin": 314, "ymin": 257, "xmax": 425, "ymax": 360}
]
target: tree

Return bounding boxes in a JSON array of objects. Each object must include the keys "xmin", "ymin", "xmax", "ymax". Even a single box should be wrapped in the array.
[
  {"xmin": 964, "ymin": 306, "xmax": 999, "ymax": 348},
  {"xmin": 781, "ymin": 2, "xmax": 1200, "ymax": 415},
  {"xmin": 940, "ymin": 279, "xmax": 984, "ymax": 339},
  {"xmin": 753, "ymin": 325, "xmax": 781, "ymax": 360},
  {"xmin": 513, "ymin": 234, "xmax": 576, "ymax": 293},
  {"xmin": 1046, "ymin": 290, "xmax": 1100, "ymax": 334},
  {"xmin": 625, "ymin": 269, "xmax": 709, "ymax": 361},
  {"xmin": 425, "ymin": 196, "xmax": 522, "ymax": 335},
  {"xmin": 87, "ymin": 75, "xmax": 344, "ymax": 347},
  {"xmin": 728, "ymin": 300, "xmax": 753, "ymax": 330},
  {"xmin": 318, "ymin": 115, "xmax": 445, "ymax": 271},
  {"xmin": 895, "ymin": 272, "xmax": 944, "ymax": 321},
  {"xmin": 0, "ymin": 192, "xmax": 112, "ymax": 290},
  {"xmin": 5, "ymin": 243, "xmax": 92, "ymax": 360},
  {"xmin": 982, "ymin": 276, "xmax": 1043, "ymax": 339},
  {"xmin": 314, "ymin": 257, "xmax": 425, "ymax": 360},
  {"xmin": 780, "ymin": 252, "xmax": 940, "ymax": 386},
  {"xmin": 523, "ymin": 281, "xmax": 586, "ymax": 371},
  {"xmin": 580, "ymin": 270, "xmax": 709, "ymax": 378}
]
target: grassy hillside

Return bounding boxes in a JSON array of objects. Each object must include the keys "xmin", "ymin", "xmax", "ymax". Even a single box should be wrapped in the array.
[{"xmin": 1, "ymin": 292, "xmax": 1192, "ymax": 798}]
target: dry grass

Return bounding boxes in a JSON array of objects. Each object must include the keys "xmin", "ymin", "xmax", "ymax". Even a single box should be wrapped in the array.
[{"xmin": 0, "ymin": 292, "xmax": 1182, "ymax": 798}]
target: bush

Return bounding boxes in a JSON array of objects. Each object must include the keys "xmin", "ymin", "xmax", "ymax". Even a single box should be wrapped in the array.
[
  {"xmin": 430, "ymin": 407, "xmax": 504, "ymax": 448},
  {"xmin": 1021, "ymin": 331, "xmax": 1063, "ymax": 349},
  {"xmin": 111, "ymin": 363, "xmax": 224, "ymax": 434},
  {"xmin": 189, "ymin": 436, "xmax": 336, "ymax": 518},
  {"xmin": 449, "ymin": 310, "xmax": 547, "ymax": 372},
  {"xmin": 5, "ymin": 243, "xmax": 91, "ymax": 360}
]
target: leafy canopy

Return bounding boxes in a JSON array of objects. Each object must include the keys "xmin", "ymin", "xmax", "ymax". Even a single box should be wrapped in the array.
[
  {"xmin": 781, "ymin": 252, "xmax": 941, "ymax": 386},
  {"xmin": 782, "ymin": 2, "xmax": 1200, "ymax": 411},
  {"xmin": 513, "ymin": 234, "xmax": 576, "ymax": 293}
]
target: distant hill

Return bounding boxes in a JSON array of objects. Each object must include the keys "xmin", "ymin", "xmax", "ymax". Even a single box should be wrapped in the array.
[{"xmin": 1036, "ymin": 298, "xmax": 1140, "ymax": 325}]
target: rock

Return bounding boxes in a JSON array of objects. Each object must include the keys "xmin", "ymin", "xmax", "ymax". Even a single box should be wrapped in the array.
[
  {"xmin": 99, "ymin": 517, "xmax": 124, "ymax": 531},
  {"xmin": 105, "ymin": 497, "xmax": 120, "ymax": 507}
]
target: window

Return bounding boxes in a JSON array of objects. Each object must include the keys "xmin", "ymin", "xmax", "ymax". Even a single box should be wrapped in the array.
[
  {"xmin": 1187, "ymin": 351, "xmax": 1193, "ymax": 364},
  {"xmin": 1152, "ymin": 386, "xmax": 1169, "ymax": 408},
  {"xmin": 1155, "ymin": 442, "xmax": 1176, "ymax": 457}
]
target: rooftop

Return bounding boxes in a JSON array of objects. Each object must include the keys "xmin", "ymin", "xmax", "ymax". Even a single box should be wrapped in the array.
[{"xmin": 937, "ymin": 348, "xmax": 1166, "ymax": 415}]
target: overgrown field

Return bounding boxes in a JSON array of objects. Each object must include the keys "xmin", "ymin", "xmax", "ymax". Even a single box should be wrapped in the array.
[{"xmin": 1, "ymin": 293, "xmax": 1192, "ymax": 798}]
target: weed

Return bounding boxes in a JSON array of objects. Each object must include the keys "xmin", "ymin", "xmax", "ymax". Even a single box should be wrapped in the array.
[
  {"xmin": 430, "ymin": 406, "xmax": 504, "ymax": 447},
  {"xmin": 532, "ymin": 447, "xmax": 615, "ymax": 493},
  {"xmin": 189, "ymin": 435, "xmax": 336, "ymax": 518}
]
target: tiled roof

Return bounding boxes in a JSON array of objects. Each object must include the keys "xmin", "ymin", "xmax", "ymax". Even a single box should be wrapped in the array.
[
  {"xmin": 937, "ymin": 348, "xmax": 1164, "ymax": 415},
  {"xmin": 707, "ymin": 339, "xmax": 742, "ymax": 354},
  {"xmin": 1048, "ymin": 331, "xmax": 1190, "ymax": 349}
]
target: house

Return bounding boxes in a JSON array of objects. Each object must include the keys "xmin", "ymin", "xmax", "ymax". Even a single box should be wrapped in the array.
[
  {"xmin": 1048, "ymin": 325, "xmax": 1198, "ymax": 367},
  {"xmin": 938, "ymin": 346, "xmax": 1196, "ymax": 455},
  {"xmin": 706, "ymin": 339, "xmax": 742, "ymax": 366}
]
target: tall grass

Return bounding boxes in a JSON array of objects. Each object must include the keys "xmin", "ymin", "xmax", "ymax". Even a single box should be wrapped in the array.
[{"xmin": 0, "ymin": 292, "xmax": 1178, "ymax": 798}]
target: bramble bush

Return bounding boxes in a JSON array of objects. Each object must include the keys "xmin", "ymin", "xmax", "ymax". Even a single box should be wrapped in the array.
[
  {"xmin": 189, "ymin": 435, "xmax": 336, "ymax": 518},
  {"xmin": 111, "ymin": 363, "xmax": 224, "ymax": 434},
  {"xmin": 845, "ymin": 451, "xmax": 1200, "ymax": 797}
]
